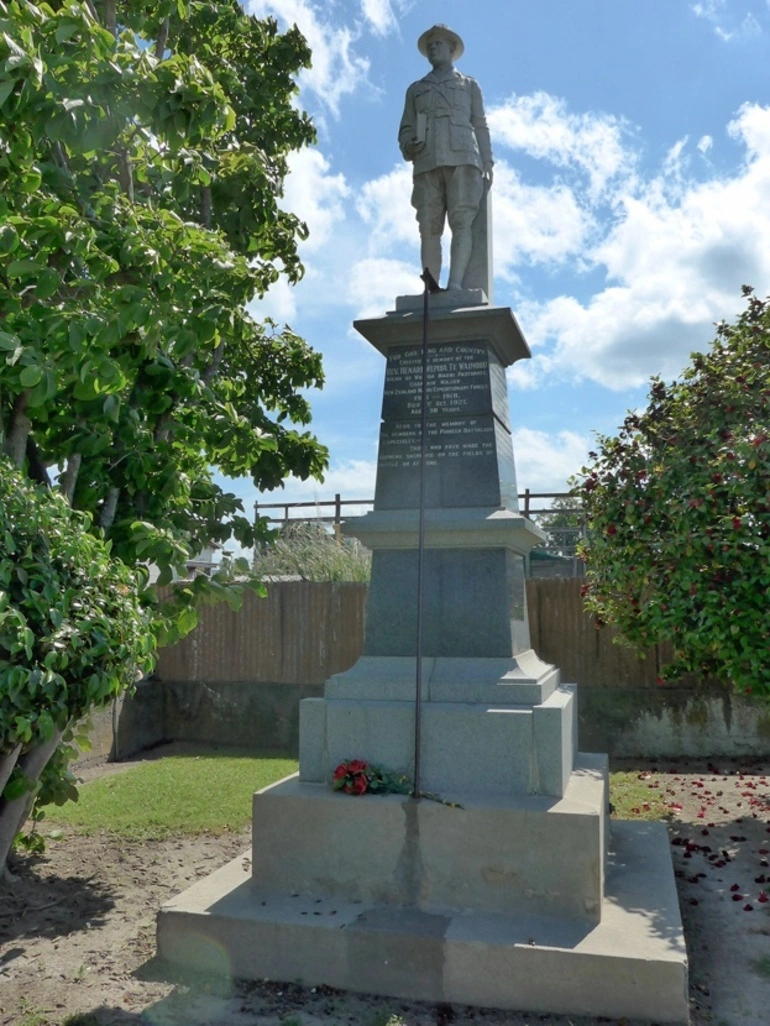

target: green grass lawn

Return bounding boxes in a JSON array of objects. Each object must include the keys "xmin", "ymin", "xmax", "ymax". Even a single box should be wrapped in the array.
[
  {"xmin": 43, "ymin": 752, "xmax": 669, "ymax": 842},
  {"xmin": 609, "ymin": 769, "xmax": 670, "ymax": 821},
  {"xmin": 46, "ymin": 750, "xmax": 298, "ymax": 840}
]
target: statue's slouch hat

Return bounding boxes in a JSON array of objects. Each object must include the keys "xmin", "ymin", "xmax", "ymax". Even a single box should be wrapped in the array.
[{"xmin": 417, "ymin": 24, "xmax": 464, "ymax": 60}]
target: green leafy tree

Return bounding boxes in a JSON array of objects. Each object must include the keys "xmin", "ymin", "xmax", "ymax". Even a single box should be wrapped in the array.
[
  {"xmin": 0, "ymin": 457, "xmax": 155, "ymax": 871},
  {"xmin": 0, "ymin": 0, "xmax": 328, "ymax": 863},
  {"xmin": 531, "ymin": 493, "xmax": 585, "ymax": 557},
  {"xmin": 252, "ymin": 521, "xmax": 371, "ymax": 582},
  {"xmin": 577, "ymin": 287, "xmax": 770, "ymax": 695}
]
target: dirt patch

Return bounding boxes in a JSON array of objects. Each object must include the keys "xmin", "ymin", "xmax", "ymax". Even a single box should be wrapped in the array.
[{"xmin": 3, "ymin": 753, "xmax": 770, "ymax": 1026}]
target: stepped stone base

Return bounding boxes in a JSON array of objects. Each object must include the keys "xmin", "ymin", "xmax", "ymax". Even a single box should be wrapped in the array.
[
  {"xmin": 247, "ymin": 763, "xmax": 607, "ymax": 920},
  {"xmin": 300, "ymin": 653, "xmax": 576, "ymax": 799},
  {"xmin": 157, "ymin": 814, "xmax": 688, "ymax": 1023}
]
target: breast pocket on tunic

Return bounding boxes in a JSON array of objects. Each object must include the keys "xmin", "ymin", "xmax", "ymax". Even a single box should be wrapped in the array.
[{"xmin": 413, "ymin": 84, "xmax": 433, "ymax": 113}]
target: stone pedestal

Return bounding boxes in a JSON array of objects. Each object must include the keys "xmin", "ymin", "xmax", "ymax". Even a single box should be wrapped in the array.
[
  {"xmin": 299, "ymin": 301, "xmax": 572, "ymax": 802},
  {"xmin": 157, "ymin": 294, "xmax": 688, "ymax": 1023}
]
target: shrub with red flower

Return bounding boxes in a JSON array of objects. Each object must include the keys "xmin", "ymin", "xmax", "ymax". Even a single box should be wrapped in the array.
[{"xmin": 577, "ymin": 287, "xmax": 770, "ymax": 696}]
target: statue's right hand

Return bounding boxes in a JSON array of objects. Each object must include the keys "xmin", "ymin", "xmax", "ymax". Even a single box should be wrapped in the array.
[{"xmin": 404, "ymin": 140, "xmax": 425, "ymax": 159}]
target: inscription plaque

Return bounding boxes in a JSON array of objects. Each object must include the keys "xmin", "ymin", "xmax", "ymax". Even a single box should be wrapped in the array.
[
  {"xmin": 382, "ymin": 342, "xmax": 493, "ymax": 420},
  {"xmin": 374, "ymin": 340, "xmax": 518, "ymax": 510}
]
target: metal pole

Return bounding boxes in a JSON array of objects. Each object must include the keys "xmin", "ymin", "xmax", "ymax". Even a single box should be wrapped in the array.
[{"xmin": 413, "ymin": 267, "xmax": 439, "ymax": 797}]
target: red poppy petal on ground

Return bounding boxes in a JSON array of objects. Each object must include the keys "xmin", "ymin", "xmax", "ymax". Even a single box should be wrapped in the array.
[
  {"xmin": 730, "ymin": 884, "xmax": 741, "ymax": 891},
  {"xmin": 758, "ymin": 892, "xmax": 769, "ymax": 903},
  {"xmin": 744, "ymin": 904, "xmax": 754, "ymax": 911},
  {"xmin": 732, "ymin": 894, "xmax": 743, "ymax": 901}
]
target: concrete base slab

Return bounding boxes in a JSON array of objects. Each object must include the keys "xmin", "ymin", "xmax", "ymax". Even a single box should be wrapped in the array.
[{"xmin": 157, "ymin": 820, "xmax": 688, "ymax": 1024}]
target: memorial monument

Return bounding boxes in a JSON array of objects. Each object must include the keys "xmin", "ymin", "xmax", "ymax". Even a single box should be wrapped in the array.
[{"xmin": 157, "ymin": 26, "xmax": 688, "ymax": 1023}]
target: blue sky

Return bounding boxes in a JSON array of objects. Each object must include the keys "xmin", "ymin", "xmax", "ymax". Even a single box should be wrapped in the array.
[{"xmin": 237, "ymin": 0, "xmax": 770, "ymax": 519}]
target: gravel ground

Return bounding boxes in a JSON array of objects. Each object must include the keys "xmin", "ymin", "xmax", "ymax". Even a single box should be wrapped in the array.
[{"xmin": 2, "ymin": 751, "xmax": 770, "ymax": 1026}]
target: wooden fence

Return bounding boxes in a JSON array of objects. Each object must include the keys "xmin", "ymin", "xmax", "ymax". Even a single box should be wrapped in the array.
[
  {"xmin": 156, "ymin": 578, "xmax": 664, "ymax": 689},
  {"xmin": 143, "ymin": 578, "xmax": 768, "ymax": 759},
  {"xmin": 157, "ymin": 581, "xmax": 366, "ymax": 685}
]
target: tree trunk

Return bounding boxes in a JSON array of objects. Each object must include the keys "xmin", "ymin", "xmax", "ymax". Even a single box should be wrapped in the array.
[
  {"xmin": 200, "ymin": 186, "xmax": 212, "ymax": 229},
  {"xmin": 104, "ymin": 0, "xmax": 116, "ymax": 35},
  {"xmin": 99, "ymin": 485, "xmax": 120, "ymax": 530},
  {"xmin": 155, "ymin": 17, "xmax": 170, "ymax": 60},
  {"xmin": 3, "ymin": 391, "xmax": 30, "ymax": 468},
  {"xmin": 0, "ymin": 745, "xmax": 21, "ymax": 800},
  {"xmin": 26, "ymin": 436, "xmax": 51, "ymax": 486},
  {"xmin": 0, "ymin": 731, "xmax": 64, "ymax": 879},
  {"xmin": 60, "ymin": 452, "xmax": 82, "ymax": 504}
]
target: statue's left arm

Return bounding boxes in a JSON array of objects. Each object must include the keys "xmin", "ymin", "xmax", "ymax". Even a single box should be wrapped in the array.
[{"xmin": 470, "ymin": 79, "xmax": 494, "ymax": 186}]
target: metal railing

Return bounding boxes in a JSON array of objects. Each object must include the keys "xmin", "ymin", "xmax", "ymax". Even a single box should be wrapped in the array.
[
  {"xmin": 253, "ymin": 490, "xmax": 583, "ymax": 525},
  {"xmin": 253, "ymin": 491, "xmax": 586, "ymax": 577}
]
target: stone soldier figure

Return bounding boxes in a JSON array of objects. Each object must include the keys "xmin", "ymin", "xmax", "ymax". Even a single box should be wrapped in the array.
[{"xmin": 398, "ymin": 24, "xmax": 494, "ymax": 291}]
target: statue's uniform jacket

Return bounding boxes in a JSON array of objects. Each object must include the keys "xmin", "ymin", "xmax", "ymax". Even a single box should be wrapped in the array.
[{"xmin": 398, "ymin": 68, "xmax": 493, "ymax": 176}]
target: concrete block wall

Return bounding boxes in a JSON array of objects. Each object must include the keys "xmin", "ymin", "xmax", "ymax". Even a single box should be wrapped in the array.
[{"xmin": 77, "ymin": 579, "xmax": 770, "ymax": 765}]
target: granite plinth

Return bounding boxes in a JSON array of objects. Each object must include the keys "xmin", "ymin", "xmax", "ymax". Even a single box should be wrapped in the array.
[
  {"xmin": 354, "ymin": 304, "xmax": 529, "ymax": 368},
  {"xmin": 301, "ymin": 690, "xmax": 577, "ymax": 799},
  {"xmin": 394, "ymin": 288, "xmax": 488, "ymax": 312},
  {"xmin": 364, "ymin": 548, "xmax": 526, "ymax": 658},
  {"xmin": 343, "ymin": 507, "xmax": 545, "ymax": 552},
  {"xmin": 298, "ymin": 650, "xmax": 575, "ymax": 801},
  {"xmin": 324, "ymin": 653, "xmax": 560, "ymax": 705},
  {"xmin": 158, "ymin": 804, "xmax": 688, "ymax": 1024},
  {"xmin": 248, "ymin": 767, "xmax": 606, "ymax": 919}
]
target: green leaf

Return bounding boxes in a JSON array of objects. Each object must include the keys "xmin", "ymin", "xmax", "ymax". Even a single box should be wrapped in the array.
[
  {"xmin": 0, "ymin": 78, "xmax": 15, "ymax": 110},
  {"xmin": 7, "ymin": 258, "xmax": 43, "ymax": 278},
  {"xmin": 35, "ymin": 267, "xmax": 61, "ymax": 300},
  {"xmin": 19, "ymin": 364, "xmax": 42, "ymax": 387},
  {"xmin": 3, "ymin": 775, "xmax": 32, "ymax": 802},
  {"xmin": 0, "ymin": 224, "xmax": 18, "ymax": 253}
]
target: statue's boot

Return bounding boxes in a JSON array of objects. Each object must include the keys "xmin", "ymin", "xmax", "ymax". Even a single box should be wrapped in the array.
[
  {"xmin": 447, "ymin": 228, "xmax": 473, "ymax": 291},
  {"xmin": 420, "ymin": 234, "xmax": 442, "ymax": 287}
]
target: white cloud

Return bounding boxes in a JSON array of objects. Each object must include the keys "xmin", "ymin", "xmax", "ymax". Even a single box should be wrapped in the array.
[
  {"xmin": 511, "ymin": 428, "xmax": 591, "ymax": 494},
  {"xmin": 525, "ymin": 103, "xmax": 770, "ymax": 390},
  {"xmin": 697, "ymin": 134, "xmax": 714, "ymax": 154},
  {"xmin": 360, "ymin": 0, "xmax": 414, "ymax": 36},
  {"xmin": 249, "ymin": 277, "xmax": 297, "ymax": 324},
  {"xmin": 691, "ymin": 1, "xmax": 761, "ymax": 41},
  {"xmin": 347, "ymin": 257, "xmax": 421, "ymax": 318},
  {"xmin": 493, "ymin": 163, "xmax": 592, "ymax": 275},
  {"xmin": 359, "ymin": 0, "xmax": 395, "ymax": 36},
  {"xmin": 257, "ymin": 459, "xmax": 378, "ymax": 514},
  {"xmin": 355, "ymin": 164, "xmax": 416, "ymax": 251},
  {"xmin": 247, "ymin": 0, "xmax": 372, "ymax": 117},
  {"xmin": 488, "ymin": 92, "xmax": 637, "ymax": 200},
  {"xmin": 283, "ymin": 147, "xmax": 350, "ymax": 253}
]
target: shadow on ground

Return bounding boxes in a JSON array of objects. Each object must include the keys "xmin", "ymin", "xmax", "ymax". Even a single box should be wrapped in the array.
[{"xmin": 0, "ymin": 858, "xmax": 116, "ymax": 947}]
